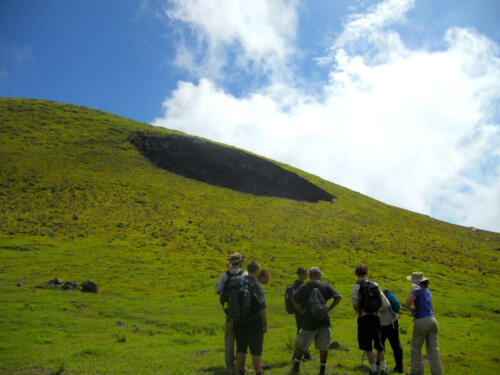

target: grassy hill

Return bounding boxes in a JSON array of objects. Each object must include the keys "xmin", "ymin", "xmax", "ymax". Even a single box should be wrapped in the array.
[{"xmin": 0, "ymin": 98, "xmax": 499, "ymax": 375}]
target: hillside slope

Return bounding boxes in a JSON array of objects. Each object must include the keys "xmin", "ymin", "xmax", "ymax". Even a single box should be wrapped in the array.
[{"xmin": 0, "ymin": 98, "xmax": 499, "ymax": 375}]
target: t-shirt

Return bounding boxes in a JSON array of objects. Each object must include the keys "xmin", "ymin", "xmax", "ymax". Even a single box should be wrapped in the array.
[
  {"xmin": 292, "ymin": 280, "xmax": 340, "ymax": 330},
  {"xmin": 412, "ymin": 288, "xmax": 434, "ymax": 319},
  {"xmin": 249, "ymin": 276, "xmax": 267, "ymax": 313}
]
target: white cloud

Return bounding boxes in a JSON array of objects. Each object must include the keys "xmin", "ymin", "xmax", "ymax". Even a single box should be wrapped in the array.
[
  {"xmin": 155, "ymin": 1, "xmax": 500, "ymax": 232},
  {"xmin": 165, "ymin": 0, "xmax": 298, "ymax": 79}
]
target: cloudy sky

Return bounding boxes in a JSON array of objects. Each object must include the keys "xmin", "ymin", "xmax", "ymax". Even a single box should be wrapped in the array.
[{"xmin": 1, "ymin": 0, "xmax": 499, "ymax": 232}]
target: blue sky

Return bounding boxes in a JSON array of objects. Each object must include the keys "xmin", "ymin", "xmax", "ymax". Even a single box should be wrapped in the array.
[{"xmin": 1, "ymin": 0, "xmax": 500, "ymax": 232}]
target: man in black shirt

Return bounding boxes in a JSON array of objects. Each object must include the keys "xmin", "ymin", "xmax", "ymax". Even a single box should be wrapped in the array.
[
  {"xmin": 291, "ymin": 267, "xmax": 342, "ymax": 375},
  {"xmin": 235, "ymin": 261, "xmax": 268, "ymax": 375}
]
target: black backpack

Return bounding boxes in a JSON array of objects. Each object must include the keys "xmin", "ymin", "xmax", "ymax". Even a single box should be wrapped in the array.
[
  {"xmin": 225, "ymin": 275, "xmax": 254, "ymax": 321},
  {"xmin": 285, "ymin": 281, "xmax": 302, "ymax": 314},
  {"xmin": 358, "ymin": 279, "xmax": 382, "ymax": 313},
  {"xmin": 307, "ymin": 284, "xmax": 329, "ymax": 321},
  {"xmin": 220, "ymin": 269, "xmax": 244, "ymax": 307}
]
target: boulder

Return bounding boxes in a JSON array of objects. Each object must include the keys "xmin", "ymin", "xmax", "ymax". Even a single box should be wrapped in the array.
[{"xmin": 81, "ymin": 280, "xmax": 98, "ymax": 293}]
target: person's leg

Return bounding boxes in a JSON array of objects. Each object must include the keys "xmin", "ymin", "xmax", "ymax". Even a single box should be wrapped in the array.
[
  {"xmin": 387, "ymin": 321, "xmax": 404, "ymax": 371},
  {"xmin": 425, "ymin": 318, "xmax": 442, "ymax": 375},
  {"xmin": 225, "ymin": 316, "xmax": 236, "ymax": 373},
  {"xmin": 410, "ymin": 319, "xmax": 426, "ymax": 375},
  {"xmin": 236, "ymin": 352, "xmax": 246, "ymax": 375},
  {"xmin": 295, "ymin": 314, "xmax": 312, "ymax": 360},
  {"xmin": 372, "ymin": 316, "xmax": 386, "ymax": 374},
  {"xmin": 251, "ymin": 355, "xmax": 263, "ymax": 374},
  {"xmin": 315, "ymin": 327, "xmax": 331, "ymax": 375},
  {"xmin": 319, "ymin": 351, "xmax": 328, "ymax": 375},
  {"xmin": 293, "ymin": 329, "xmax": 314, "ymax": 372}
]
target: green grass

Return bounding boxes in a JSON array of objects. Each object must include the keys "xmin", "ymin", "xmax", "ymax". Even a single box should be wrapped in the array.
[{"xmin": 0, "ymin": 98, "xmax": 499, "ymax": 374}]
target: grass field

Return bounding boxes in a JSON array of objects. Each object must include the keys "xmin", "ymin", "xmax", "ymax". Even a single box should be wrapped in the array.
[{"xmin": 0, "ymin": 98, "xmax": 499, "ymax": 374}]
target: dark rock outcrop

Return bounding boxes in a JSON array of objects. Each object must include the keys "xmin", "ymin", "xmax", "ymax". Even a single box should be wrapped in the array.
[
  {"xmin": 131, "ymin": 133, "xmax": 334, "ymax": 203},
  {"xmin": 81, "ymin": 280, "xmax": 98, "ymax": 293}
]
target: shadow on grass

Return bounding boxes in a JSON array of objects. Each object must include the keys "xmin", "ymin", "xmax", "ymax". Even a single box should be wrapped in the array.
[
  {"xmin": 353, "ymin": 364, "xmax": 370, "ymax": 373},
  {"xmin": 199, "ymin": 361, "xmax": 291, "ymax": 375}
]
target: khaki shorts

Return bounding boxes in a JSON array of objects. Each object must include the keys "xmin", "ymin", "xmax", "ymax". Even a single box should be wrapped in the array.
[{"xmin": 296, "ymin": 326, "xmax": 331, "ymax": 352}]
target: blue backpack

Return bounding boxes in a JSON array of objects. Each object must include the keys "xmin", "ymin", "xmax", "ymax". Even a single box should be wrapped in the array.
[{"xmin": 383, "ymin": 289, "xmax": 401, "ymax": 313}]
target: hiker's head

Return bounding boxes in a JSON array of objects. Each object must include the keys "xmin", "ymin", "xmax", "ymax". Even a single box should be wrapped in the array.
[
  {"xmin": 247, "ymin": 261, "xmax": 261, "ymax": 277},
  {"xmin": 355, "ymin": 263, "xmax": 368, "ymax": 277},
  {"xmin": 227, "ymin": 252, "xmax": 244, "ymax": 268},
  {"xmin": 258, "ymin": 269, "xmax": 270, "ymax": 285},
  {"xmin": 297, "ymin": 266, "xmax": 307, "ymax": 281},
  {"xmin": 407, "ymin": 272, "xmax": 429, "ymax": 288},
  {"xmin": 309, "ymin": 266, "xmax": 323, "ymax": 280}
]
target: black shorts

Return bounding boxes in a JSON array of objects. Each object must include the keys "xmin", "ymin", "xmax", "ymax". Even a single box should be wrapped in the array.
[
  {"xmin": 235, "ymin": 319, "xmax": 264, "ymax": 356},
  {"xmin": 357, "ymin": 314, "xmax": 383, "ymax": 352}
]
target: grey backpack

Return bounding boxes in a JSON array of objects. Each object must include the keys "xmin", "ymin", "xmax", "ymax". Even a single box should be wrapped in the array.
[{"xmin": 307, "ymin": 287, "xmax": 328, "ymax": 321}]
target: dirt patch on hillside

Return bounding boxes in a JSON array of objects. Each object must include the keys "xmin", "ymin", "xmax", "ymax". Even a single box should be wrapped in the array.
[{"xmin": 131, "ymin": 132, "xmax": 334, "ymax": 203}]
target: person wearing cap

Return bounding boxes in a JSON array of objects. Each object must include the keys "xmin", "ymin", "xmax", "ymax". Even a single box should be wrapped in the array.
[
  {"xmin": 216, "ymin": 253, "xmax": 248, "ymax": 374},
  {"xmin": 290, "ymin": 267, "xmax": 342, "ymax": 375},
  {"xmin": 352, "ymin": 264, "xmax": 391, "ymax": 375},
  {"xmin": 405, "ymin": 272, "xmax": 442, "ymax": 375},
  {"xmin": 290, "ymin": 267, "xmax": 314, "ymax": 361}
]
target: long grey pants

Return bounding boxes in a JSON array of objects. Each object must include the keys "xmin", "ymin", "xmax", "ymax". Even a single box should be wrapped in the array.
[
  {"xmin": 411, "ymin": 317, "xmax": 442, "ymax": 375},
  {"xmin": 224, "ymin": 316, "xmax": 236, "ymax": 373}
]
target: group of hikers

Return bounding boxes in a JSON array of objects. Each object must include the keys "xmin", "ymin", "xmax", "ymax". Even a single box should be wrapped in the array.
[{"xmin": 216, "ymin": 252, "xmax": 442, "ymax": 375}]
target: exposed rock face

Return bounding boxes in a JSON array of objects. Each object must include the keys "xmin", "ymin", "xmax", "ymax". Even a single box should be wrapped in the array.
[
  {"xmin": 131, "ymin": 133, "xmax": 334, "ymax": 203},
  {"xmin": 81, "ymin": 280, "xmax": 98, "ymax": 293}
]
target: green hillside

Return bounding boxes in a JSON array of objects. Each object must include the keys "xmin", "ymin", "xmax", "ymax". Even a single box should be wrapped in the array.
[{"xmin": 1, "ymin": 98, "xmax": 499, "ymax": 375}]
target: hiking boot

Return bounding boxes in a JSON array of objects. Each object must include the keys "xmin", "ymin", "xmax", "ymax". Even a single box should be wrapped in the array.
[
  {"xmin": 368, "ymin": 371, "xmax": 378, "ymax": 375},
  {"xmin": 380, "ymin": 370, "xmax": 389, "ymax": 375}
]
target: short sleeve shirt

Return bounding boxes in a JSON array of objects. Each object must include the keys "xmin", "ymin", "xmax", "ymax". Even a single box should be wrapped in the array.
[
  {"xmin": 249, "ymin": 277, "xmax": 267, "ymax": 313},
  {"xmin": 292, "ymin": 280, "xmax": 340, "ymax": 330}
]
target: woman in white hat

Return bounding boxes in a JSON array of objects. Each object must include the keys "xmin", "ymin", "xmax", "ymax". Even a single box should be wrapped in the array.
[{"xmin": 405, "ymin": 272, "xmax": 442, "ymax": 375}]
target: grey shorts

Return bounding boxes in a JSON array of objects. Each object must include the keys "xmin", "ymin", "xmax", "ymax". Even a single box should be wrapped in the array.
[{"xmin": 296, "ymin": 326, "xmax": 331, "ymax": 352}]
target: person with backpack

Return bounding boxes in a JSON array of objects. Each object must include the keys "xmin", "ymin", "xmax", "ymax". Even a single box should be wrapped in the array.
[
  {"xmin": 216, "ymin": 252, "xmax": 247, "ymax": 374},
  {"xmin": 352, "ymin": 264, "xmax": 391, "ymax": 375},
  {"xmin": 379, "ymin": 289, "xmax": 404, "ymax": 373},
  {"xmin": 234, "ymin": 261, "xmax": 268, "ymax": 375},
  {"xmin": 285, "ymin": 267, "xmax": 314, "ymax": 361},
  {"xmin": 290, "ymin": 267, "xmax": 342, "ymax": 375},
  {"xmin": 405, "ymin": 272, "xmax": 442, "ymax": 375}
]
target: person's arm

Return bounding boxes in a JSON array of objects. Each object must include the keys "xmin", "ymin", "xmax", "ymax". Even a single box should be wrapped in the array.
[
  {"xmin": 405, "ymin": 292, "xmax": 416, "ymax": 313},
  {"xmin": 260, "ymin": 307, "xmax": 268, "ymax": 333},
  {"xmin": 291, "ymin": 297, "xmax": 306, "ymax": 314},
  {"xmin": 215, "ymin": 273, "xmax": 226, "ymax": 295},
  {"xmin": 352, "ymin": 283, "xmax": 360, "ymax": 313},
  {"xmin": 353, "ymin": 303, "xmax": 359, "ymax": 313},
  {"xmin": 329, "ymin": 295, "xmax": 342, "ymax": 311}
]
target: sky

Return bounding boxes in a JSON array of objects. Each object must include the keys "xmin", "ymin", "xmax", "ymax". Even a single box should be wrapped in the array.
[{"xmin": 1, "ymin": 0, "xmax": 500, "ymax": 232}]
